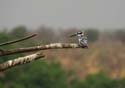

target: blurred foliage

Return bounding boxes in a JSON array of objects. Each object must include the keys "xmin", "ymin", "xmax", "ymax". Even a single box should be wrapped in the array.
[
  {"xmin": 85, "ymin": 29, "xmax": 99, "ymax": 42},
  {"xmin": 0, "ymin": 26, "xmax": 125, "ymax": 88},
  {"xmin": 115, "ymin": 29, "xmax": 125, "ymax": 43},
  {"xmin": 0, "ymin": 61, "xmax": 68, "ymax": 88},
  {"xmin": 71, "ymin": 72, "xmax": 125, "ymax": 88},
  {"xmin": 10, "ymin": 26, "xmax": 28, "ymax": 38}
]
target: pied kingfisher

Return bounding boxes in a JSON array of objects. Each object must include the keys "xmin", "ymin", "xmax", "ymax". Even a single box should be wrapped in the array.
[{"xmin": 69, "ymin": 31, "xmax": 88, "ymax": 48}]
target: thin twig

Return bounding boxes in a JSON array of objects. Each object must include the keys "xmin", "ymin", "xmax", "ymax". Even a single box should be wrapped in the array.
[
  {"xmin": 0, "ymin": 33, "xmax": 37, "ymax": 46},
  {"xmin": 0, "ymin": 43, "xmax": 85, "ymax": 56},
  {"xmin": 0, "ymin": 52, "xmax": 45, "ymax": 71}
]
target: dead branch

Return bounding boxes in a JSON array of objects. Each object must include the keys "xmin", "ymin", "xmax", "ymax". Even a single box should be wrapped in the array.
[
  {"xmin": 0, "ymin": 43, "xmax": 84, "ymax": 56},
  {"xmin": 0, "ymin": 33, "xmax": 37, "ymax": 46},
  {"xmin": 0, "ymin": 52, "xmax": 45, "ymax": 71}
]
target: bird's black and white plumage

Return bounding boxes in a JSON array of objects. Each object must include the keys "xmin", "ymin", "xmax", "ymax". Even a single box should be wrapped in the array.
[{"xmin": 70, "ymin": 32, "xmax": 88, "ymax": 48}]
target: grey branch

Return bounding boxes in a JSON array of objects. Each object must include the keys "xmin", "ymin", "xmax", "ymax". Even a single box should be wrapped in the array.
[
  {"xmin": 0, "ymin": 43, "xmax": 85, "ymax": 56},
  {"xmin": 0, "ymin": 52, "xmax": 45, "ymax": 71},
  {"xmin": 0, "ymin": 33, "xmax": 37, "ymax": 46}
]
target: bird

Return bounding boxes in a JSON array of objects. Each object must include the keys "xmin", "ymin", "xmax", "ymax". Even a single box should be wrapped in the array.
[{"xmin": 69, "ymin": 31, "xmax": 88, "ymax": 48}]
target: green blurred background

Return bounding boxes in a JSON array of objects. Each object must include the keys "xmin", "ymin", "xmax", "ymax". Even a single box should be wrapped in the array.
[{"xmin": 0, "ymin": 26, "xmax": 125, "ymax": 88}]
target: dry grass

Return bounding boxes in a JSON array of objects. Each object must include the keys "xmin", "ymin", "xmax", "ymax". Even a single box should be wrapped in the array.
[{"xmin": 44, "ymin": 42, "xmax": 125, "ymax": 79}]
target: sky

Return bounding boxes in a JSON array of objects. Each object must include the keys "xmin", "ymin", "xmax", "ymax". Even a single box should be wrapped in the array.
[{"xmin": 0, "ymin": 0, "xmax": 125, "ymax": 30}]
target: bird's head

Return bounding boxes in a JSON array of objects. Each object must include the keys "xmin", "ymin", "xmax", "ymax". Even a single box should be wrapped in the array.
[
  {"xmin": 77, "ymin": 31, "xmax": 83, "ymax": 35},
  {"xmin": 69, "ymin": 31, "xmax": 83, "ymax": 37}
]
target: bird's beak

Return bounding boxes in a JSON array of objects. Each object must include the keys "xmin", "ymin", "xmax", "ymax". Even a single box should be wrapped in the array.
[{"xmin": 69, "ymin": 33, "xmax": 77, "ymax": 37}]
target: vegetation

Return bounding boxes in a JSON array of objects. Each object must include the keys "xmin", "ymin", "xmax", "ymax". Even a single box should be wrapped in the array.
[
  {"xmin": 71, "ymin": 73, "xmax": 125, "ymax": 88},
  {"xmin": 0, "ymin": 26, "xmax": 125, "ymax": 88},
  {"xmin": 85, "ymin": 28, "xmax": 99, "ymax": 42}
]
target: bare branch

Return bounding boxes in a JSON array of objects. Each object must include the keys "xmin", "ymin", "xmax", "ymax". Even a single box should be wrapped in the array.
[
  {"xmin": 0, "ymin": 52, "xmax": 45, "ymax": 71},
  {"xmin": 0, "ymin": 43, "xmax": 85, "ymax": 56},
  {"xmin": 0, "ymin": 33, "xmax": 37, "ymax": 46}
]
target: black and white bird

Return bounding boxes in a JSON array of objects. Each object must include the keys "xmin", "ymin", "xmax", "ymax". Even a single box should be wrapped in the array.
[{"xmin": 69, "ymin": 31, "xmax": 88, "ymax": 48}]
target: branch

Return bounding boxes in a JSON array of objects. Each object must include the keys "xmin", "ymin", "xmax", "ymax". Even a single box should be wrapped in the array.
[
  {"xmin": 0, "ymin": 52, "xmax": 45, "ymax": 71},
  {"xmin": 0, "ymin": 43, "xmax": 84, "ymax": 56},
  {"xmin": 0, "ymin": 33, "xmax": 37, "ymax": 46}
]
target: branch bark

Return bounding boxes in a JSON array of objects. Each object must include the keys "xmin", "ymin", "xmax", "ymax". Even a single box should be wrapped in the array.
[
  {"xmin": 0, "ymin": 43, "xmax": 84, "ymax": 56},
  {"xmin": 0, "ymin": 52, "xmax": 45, "ymax": 71},
  {"xmin": 0, "ymin": 33, "xmax": 37, "ymax": 46}
]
